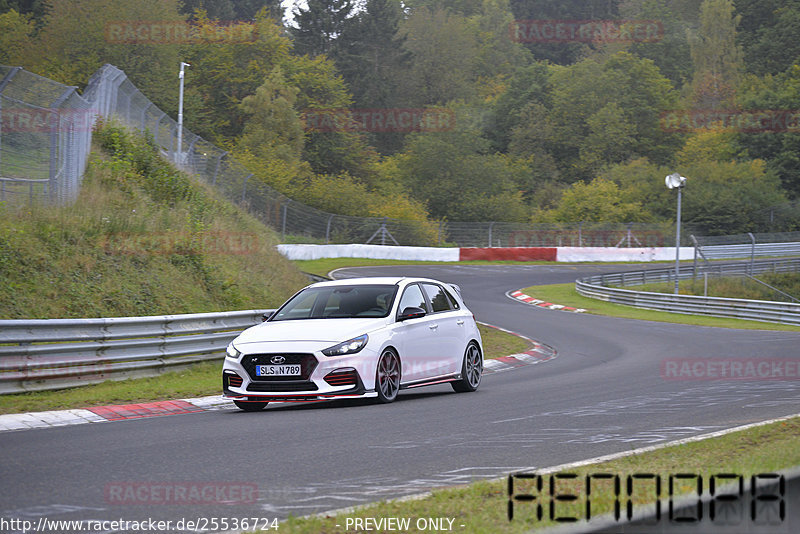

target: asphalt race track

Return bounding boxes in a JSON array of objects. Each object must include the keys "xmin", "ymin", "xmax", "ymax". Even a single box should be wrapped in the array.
[{"xmin": 1, "ymin": 264, "xmax": 798, "ymax": 532}]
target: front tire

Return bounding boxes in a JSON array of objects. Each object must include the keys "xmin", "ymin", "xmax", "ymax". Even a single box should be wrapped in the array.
[
  {"xmin": 375, "ymin": 349, "xmax": 401, "ymax": 403},
  {"xmin": 452, "ymin": 342, "xmax": 482, "ymax": 393},
  {"xmin": 233, "ymin": 400, "xmax": 269, "ymax": 411}
]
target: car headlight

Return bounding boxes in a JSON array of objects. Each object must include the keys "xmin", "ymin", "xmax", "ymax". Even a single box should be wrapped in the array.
[
  {"xmin": 226, "ymin": 343, "xmax": 241, "ymax": 360},
  {"xmin": 322, "ymin": 334, "xmax": 368, "ymax": 357}
]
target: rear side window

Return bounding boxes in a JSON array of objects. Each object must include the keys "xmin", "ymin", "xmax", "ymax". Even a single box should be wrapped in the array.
[
  {"xmin": 444, "ymin": 287, "xmax": 460, "ymax": 309},
  {"xmin": 422, "ymin": 283, "xmax": 452, "ymax": 313}
]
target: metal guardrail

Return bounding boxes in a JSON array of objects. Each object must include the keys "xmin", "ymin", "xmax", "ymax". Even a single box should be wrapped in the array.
[
  {"xmin": 700, "ymin": 242, "xmax": 800, "ymax": 259},
  {"xmin": 0, "ymin": 309, "xmax": 272, "ymax": 395},
  {"xmin": 576, "ymin": 258, "xmax": 800, "ymax": 326}
]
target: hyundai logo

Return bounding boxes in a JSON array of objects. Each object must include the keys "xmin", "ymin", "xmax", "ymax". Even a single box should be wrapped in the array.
[{"xmin": 270, "ymin": 355, "xmax": 286, "ymax": 364}]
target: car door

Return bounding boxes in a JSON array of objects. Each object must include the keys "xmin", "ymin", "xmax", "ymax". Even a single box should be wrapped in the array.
[
  {"xmin": 392, "ymin": 282, "xmax": 442, "ymax": 383},
  {"xmin": 420, "ymin": 282, "xmax": 467, "ymax": 375}
]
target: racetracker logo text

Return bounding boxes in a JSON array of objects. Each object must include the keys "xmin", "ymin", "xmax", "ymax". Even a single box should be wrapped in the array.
[
  {"xmin": 1, "ymin": 108, "xmax": 97, "ymax": 133},
  {"xmin": 302, "ymin": 108, "xmax": 455, "ymax": 133},
  {"xmin": 661, "ymin": 358, "xmax": 800, "ymax": 381},
  {"xmin": 661, "ymin": 109, "xmax": 800, "ymax": 133},
  {"xmin": 104, "ymin": 21, "xmax": 257, "ymax": 44},
  {"xmin": 509, "ymin": 20, "xmax": 663, "ymax": 43},
  {"xmin": 104, "ymin": 482, "xmax": 258, "ymax": 505}
]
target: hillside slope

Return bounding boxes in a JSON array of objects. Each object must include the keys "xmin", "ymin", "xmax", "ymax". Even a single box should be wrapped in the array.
[{"xmin": 0, "ymin": 121, "xmax": 308, "ymax": 319}]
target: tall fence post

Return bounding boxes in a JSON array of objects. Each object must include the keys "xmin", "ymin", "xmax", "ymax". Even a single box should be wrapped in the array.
[
  {"xmin": 326, "ymin": 215, "xmax": 333, "ymax": 244},
  {"xmin": 212, "ymin": 152, "xmax": 226, "ymax": 186},
  {"xmin": 240, "ymin": 173, "xmax": 252, "ymax": 204},
  {"xmin": 282, "ymin": 202, "xmax": 289, "ymax": 240},
  {"xmin": 0, "ymin": 69, "xmax": 24, "ymax": 185},
  {"xmin": 48, "ymin": 87, "xmax": 77, "ymax": 204},
  {"xmin": 488, "ymin": 222, "xmax": 495, "ymax": 248},
  {"xmin": 748, "ymin": 232, "xmax": 756, "ymax": 275}
]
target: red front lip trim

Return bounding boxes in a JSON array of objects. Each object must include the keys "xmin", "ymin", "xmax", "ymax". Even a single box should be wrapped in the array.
[{"xmin": 223, "ymin": 392, "xmax": 368, "ymax": 401}]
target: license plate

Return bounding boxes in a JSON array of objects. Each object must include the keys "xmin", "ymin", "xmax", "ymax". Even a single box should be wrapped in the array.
[{"xmin": 256, "ymin": 364, "xmax": 301, "ymax": 376}]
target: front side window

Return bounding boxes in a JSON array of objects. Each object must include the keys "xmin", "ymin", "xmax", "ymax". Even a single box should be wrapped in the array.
[
  {"xmin": 396, "ymin": 284, "xmax": 427, "ymax": 315},
  {"xmin": 272, "ymin": 285, "xmax": 397, "ymax": 320}
]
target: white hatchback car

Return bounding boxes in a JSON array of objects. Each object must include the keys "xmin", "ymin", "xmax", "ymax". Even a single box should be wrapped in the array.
[{"xmin": 222, "ymin": 277, "xmax": 483, "ymax": 411}]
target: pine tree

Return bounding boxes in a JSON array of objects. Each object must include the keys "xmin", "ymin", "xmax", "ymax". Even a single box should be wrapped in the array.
[
  {"xmin": 291, "ymin": 0, "xmax": 356, "ymax": 58},
  {"xmin": 687, "ymin": 0, "xmax": 743, "ymax": 108},
  {"xmin": 336, "ymin": 0, "xmax": 409, "ymax": 108}
]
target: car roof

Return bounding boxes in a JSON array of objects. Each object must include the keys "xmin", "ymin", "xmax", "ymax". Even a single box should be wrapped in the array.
[{"xmin": 308, "ymin": 276, "xmax": 445, "ymax": 288}]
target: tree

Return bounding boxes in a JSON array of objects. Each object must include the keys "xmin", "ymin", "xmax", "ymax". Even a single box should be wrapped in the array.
[
  {"xmin": 600, "ymin": 157, "xmax": 674, "ymax": 220},
  {"xmin": 403, "ymin": 0, "xmax": 483, "ymax": 16},
  {"xmin": 184, "ymin": 9, "xmax": 292, "ymax": 141},
  {"xmin": 736, "ymin": 64, "xmax": 800, "ymax": 197},
  {"xmin": 735, "ymin": 0, "xmax": 800, "ymax": 76},
  {"xmin": 0, "ymin": 9, "xmax": 33, "ymax": 65},
  {"xmin": 620, "ymin": 0, "xmax": 697, "ymax": 87},
  {"xmin": 282, "ymin": 53, "xmax": 380, "ymax": 182},
  {"xmin": 550, "ymin": 178, "xmax": 651, "ymax": 223},
  {"xmin": 487, "ymin": 62, "xmax": 550, "ymax": 152},
  {"xmin": 679, "ymin": 159, "xmax": 787, "ymax": 234},
  {"xmin": 397, "ymin": 7, "xmax": 479, "ymax": 106},
  {"xmin": 687, "ymin": 0, "xmax": 743, "ymax": 108},
  {"xmin": 600, "ymin": 156, "xmax": 788, "ymax": 233},
  {"xmin": 508, "ymin": 0, "xmax": 621, "ymax": 65},
  {"xmin": 579, "ymin": 102, "xmax": 637, "ymax": 170},
  {"xmin": 0, "ymin": 0, "xmax": 47, "ymax": 27},
  {"xmin": 290, "ymin": 0, "xmax": 355, "ymax": 58},
  {"xmin": 386, "ymin": 126, "xmax": 531, "ymax": 222},
  {"xmin": 335, "ymin": 0, "xmax": 409, "ymax": 109},
  {"xmin": 512, "ymin": 52, "xmax": 681, "ymax": 182},
  {"xmin": 676, "ymin": 128, "xmax": 741, "ymax": 167},
  {"xmin": 180, "ymin": 0, "xmax": 283, "ymax": 21},
  {"xmin": 32, "ymin": 0, "xmax": 183, "ymax": 111},
  {"xmin": 238, "ymin": 67, "xmax": 305, "ymax": 162}
]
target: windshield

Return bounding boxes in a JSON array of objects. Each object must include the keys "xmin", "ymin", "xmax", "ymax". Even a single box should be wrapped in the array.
[{"xmin": 271, "ymin": 284, "xmax": 398, "ymax": 321}]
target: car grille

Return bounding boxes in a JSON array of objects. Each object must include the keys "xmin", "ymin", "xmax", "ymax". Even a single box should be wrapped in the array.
[
  {"xmin": 241, "ymin": 353, "xmax": 317, "ymax": 381},
  {"xmin": 246, "ymin": 381, "xmax": 319, "ymax": 392}
]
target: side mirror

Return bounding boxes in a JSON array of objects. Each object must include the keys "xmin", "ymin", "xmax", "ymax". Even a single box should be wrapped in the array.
[
  {"xmin": 398, "ymin": 306, "xmax": 426, "ymax": 321},
  {"xmin": 261, "ymin": 312, "xmax": 273, "ymax": 322}
]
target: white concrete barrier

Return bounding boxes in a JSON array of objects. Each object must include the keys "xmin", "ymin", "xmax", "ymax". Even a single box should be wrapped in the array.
[
  {"xmin": 276, "ymin": 244, "xmax": 460, "ymax": 262},
  {"xmin": 556, "ymin": 246, "xmax": 694, "ymax": 262}
]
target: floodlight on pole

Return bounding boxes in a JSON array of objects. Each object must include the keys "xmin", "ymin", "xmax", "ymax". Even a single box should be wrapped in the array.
[
  {"xmin": 176, "ymin": 61, "xmax": 190, "ymax": 165},
  {"xmin": 665, "ymin": 173, "xmax": 686, "ymax": 295}
]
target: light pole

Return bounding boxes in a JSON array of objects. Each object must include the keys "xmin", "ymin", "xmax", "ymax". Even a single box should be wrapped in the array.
[
  {"xmin": 176, "ymin": 61, "xmax": 190, "ymax": 165},
  {"xmin": 665, "ymin": 173, "xmax": 686, "ymax": 295}
]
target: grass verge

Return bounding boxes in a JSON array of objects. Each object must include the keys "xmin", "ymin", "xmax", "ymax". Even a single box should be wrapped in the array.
[
  {"xmin": 520, "ymin": 283, "xmax": 800, "ymax": 331},
  {"xmin": 277, "ymin": 416, "xmax": 800, "ymax": 533},
  {"xmin": 0, "ymin": 324, "xmax": 528, "ymax": 415},
  {"xmin": 631, "ymin": 273, "xmax": 800, "ymax": 303}
]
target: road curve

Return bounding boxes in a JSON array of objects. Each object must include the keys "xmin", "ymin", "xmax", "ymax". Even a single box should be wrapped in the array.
[{"xmin": 1, "ymin": 264, "xmax": 798, "ymax": 530}]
